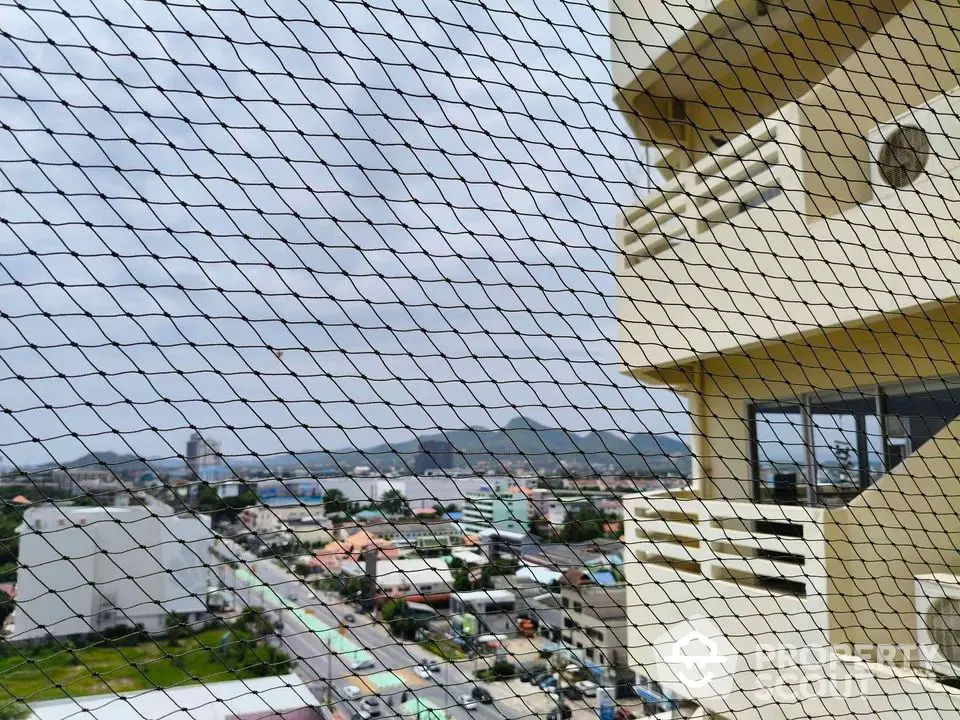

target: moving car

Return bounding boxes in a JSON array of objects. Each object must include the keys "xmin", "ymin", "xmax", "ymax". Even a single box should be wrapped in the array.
[
  {"xmin": 470, "ymin": 686, "xmax": 493, "ymax": 704},
  {"xmin": 349, "ymin": 658, "xmax": 376, "ymax": 672},
  {"xmin": 547, "ymin": 706, "xmax": 572, "ymax": 720},
  {"xmin": 414, "ymin": 665, "xmax": 432, "ymax": 679},
  {"xmin": 341, "ymin": 685, "xmax": 361, "ymax": 699},
  {"xmin": 344, "ymin": 613, "xmax": 356, "ymax": 623},
  {"xmin": 458, "ymin": 694, "xmax": 478, "ymax": 710}
]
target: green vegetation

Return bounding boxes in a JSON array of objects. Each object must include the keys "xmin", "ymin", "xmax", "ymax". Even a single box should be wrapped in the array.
[
  {"xmin": 418, "ymin": 638, "xmax": 466, "ymax": 661},
  {"xmin": 556, "ymin": 506, "xmax": 606, "ymax": 543},
  {"xmin": 0, "ymin": 622, "xmax": 292, "ymax": 704},
  {"xmin": 194, "ymin": 484, "xmax": 257, "ymax": 523},
  {"xmin": 475, "ymin": 660, "xmax": 516, "ymax": 681},
  {"xmin": 378, "ymin": 489, "xmax": 410, "ymax": 517},
  {"xmin": 0, "ymin": 701, "xmax": 28, "ymax": 720},
  {"xmin": 323, "ymin": 489, "xmax": 351, "ymax": 517},
  {"xmin": 381, "ymin": 599, "xmax": 416, "ymax": 640}
]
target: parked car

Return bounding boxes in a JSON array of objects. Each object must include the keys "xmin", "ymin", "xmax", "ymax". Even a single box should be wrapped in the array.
[
  {"xmin": 458, "ymin": 694, "xmax": 478, "ymax": 711},
  {"xmin": 532, "ymin": 672, "xmax": 553, "ymax": 686},
  {"xmin": 539, "ymin": 676, "xmax": 558, "ymax": 691},
  {"xmin": 547, "ymin": 705, "xmax": 572, "ymax": 720},
  {"xmin": 470, "ymin": 686, "xmax": 493, "ymax": 704},
  {"xmin": 344, "ymin": 613, "xmax": 356, "ymax": 623},
  {"xmin": 361, "ymin": 698, "xmax": 380, "ymax": 710},
  {"xmin": 575, "ymin": 680, "xmax": 599, "ymax": 697},
  {"xmin": 562, "ymin": 686, "xmax": 582, "ymax": 701}
]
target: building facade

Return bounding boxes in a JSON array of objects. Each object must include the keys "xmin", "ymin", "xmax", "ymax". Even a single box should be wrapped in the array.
[
  {"xmin": 14, "ymin": 505, "xmax": 214, "ymax": 641},
  {"xmin": 559, "ymin": 579, "xmax": 629, "ymax": 670},
  {"xmin": 461, "ymin": 478, "xmax": 530, "ymax": 535},
  {"xmin": 414, "ymin": 440, "xmax": 455, "ymax": 474},
  {"xmin": 185, "ymin": 432, "xmax": 222, "ymax": 474},
  {"xmin": 613, "ymin": 0, "xmax": 960, "ymax": 718}
]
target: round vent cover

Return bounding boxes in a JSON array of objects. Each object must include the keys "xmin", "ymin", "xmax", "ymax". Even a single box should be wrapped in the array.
[
  {"xmin": 878, "ymin": 125, "xmax": 930, "ymax": 188},
  {"xmin": 927, "ymin": 596, "xmax": 960, "ymax": 664}
]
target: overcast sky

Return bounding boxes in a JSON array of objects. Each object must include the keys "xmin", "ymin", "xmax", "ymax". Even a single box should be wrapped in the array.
[{"xmin": 0, "ymin": 0, "xmax": 686, "ymax": 469}]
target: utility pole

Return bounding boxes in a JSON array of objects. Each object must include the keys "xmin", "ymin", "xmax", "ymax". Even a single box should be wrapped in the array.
[{"xmin": 554, "ymin": 667, "xmax": 564, "ymax": 720}]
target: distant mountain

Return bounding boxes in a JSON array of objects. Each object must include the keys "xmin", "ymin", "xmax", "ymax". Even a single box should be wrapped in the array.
[
  {"xmin": 35, "ymin": 418, "xmax": 690, "ymax": 478},
  {"xmin": 31, "ymin": 451, "xmax": 177, "ymax": 476},
  {"xmin": 286, "ymin": 415, "xmax": 690, "ymax": 476}
]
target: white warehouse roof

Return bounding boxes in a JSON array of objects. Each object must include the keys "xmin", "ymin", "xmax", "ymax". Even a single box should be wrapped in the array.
[{"xmin": 28, "ymin": 675, "xmax": 320, "ymax": 720}]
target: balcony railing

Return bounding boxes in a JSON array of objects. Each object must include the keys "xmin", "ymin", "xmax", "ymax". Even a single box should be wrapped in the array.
[{"xmin": 627, "ymin": 495, "xmax": 829, "ymax": 598}]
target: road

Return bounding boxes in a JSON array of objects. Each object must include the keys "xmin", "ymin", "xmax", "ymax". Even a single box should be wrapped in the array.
[{"xmin": 213, "ymin": 539, "xmax": 518, "ymax": 720}]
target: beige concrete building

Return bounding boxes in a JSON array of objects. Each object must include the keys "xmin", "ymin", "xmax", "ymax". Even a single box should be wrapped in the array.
[
  {"xmin": 559, "ymin": 577, "xmax": 630, "ymax": 671},
  {"xmin": 613, "ymin": 1, "xmax": 960, "ymax": 718}
]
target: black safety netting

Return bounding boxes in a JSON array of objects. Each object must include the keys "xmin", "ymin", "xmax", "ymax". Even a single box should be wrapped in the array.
[{"xmin": 0, "ymin": 1, "xmax": 956, "ymax": 720}]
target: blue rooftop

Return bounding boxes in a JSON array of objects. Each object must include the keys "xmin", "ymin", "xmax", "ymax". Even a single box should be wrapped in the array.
[
  {"xmin": 589, "ymin": 570, "xmax": 617, "ymax": 586},
  {"xmin": 262, "ymin": 496, "xmax": 325, "ymax": 506}
]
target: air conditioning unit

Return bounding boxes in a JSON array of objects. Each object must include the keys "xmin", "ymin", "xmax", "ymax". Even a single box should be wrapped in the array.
[
  {"xmin": 917, "ymin": 574, "xmax": 960, "ymax": 677},
  {"xmin": 867, "ymin": 91, "xmax": 960, "ymax": 202}
]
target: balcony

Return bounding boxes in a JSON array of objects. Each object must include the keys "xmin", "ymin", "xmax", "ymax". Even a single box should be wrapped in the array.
[
  {"xmin": 619, "ymin": 115, "xmax": 789, "ymax": 269},
  {"xmin": 625, "ymin": 441, "xmax": 960, "ymax": 668},
  {"xmin": 627, "ymin": 494, "xmax": 828, "ymax": 599},
  {"xmin": 617, "ymin": 108, "xmax": 810, "ymax": 375}
]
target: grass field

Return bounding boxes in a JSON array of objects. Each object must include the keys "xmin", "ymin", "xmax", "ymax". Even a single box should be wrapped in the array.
[{"xmin": 0, "ymin": 626, "xmax": 291, "ymax": 704}]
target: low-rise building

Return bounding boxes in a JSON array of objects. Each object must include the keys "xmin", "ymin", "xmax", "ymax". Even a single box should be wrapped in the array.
[
  {"xmin": 559, "ymin": 571, "xmax": 630, "ymax": 671},
  {"xmin": 310, "ymin": 528, "xmax": 400, "ymax": 574},
  {"xmin": 14, "ymin": 505, "xmax": 215, "ymax": 641},
  {"xmin": 353, "ymin": 519, "xmax": 465, "ymax": 553},
  {"xmin": 1, "ymin": 468, "xmax": 124, "ymax": 498},
  {"xmin": 341, "ymin": 557, "xmax": 453, "ymax": 602},
  {"xmin": 461, "ymin": 478, "xmax": 530, "ymax": 535},
  {"xmin": 239, "ymin": 500, "xmax": 329, "ymax": 538}
]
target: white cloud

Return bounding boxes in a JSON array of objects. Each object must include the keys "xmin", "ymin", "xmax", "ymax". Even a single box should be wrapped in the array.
[{"xmin": 0, "ymin": 0, "xmax": 683, "ymax": 468}]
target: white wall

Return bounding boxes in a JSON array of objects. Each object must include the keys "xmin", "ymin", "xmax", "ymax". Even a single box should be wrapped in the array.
[{"xmin": 14, "ymin": 505, "xmax": 214, "ymax": 641}]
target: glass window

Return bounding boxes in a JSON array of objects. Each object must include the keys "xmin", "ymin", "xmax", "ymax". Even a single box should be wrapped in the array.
[
  {"xmin": 751, "ymin": 378, "xmax": 960, "ymax": 507},
  {"xmin": 751, "ymin": 402, "xmax": 804, "ymax": 503}
]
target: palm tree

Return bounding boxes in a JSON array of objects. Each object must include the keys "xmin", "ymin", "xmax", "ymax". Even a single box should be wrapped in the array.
[
  {"xmin": 379, "ymin": 489, "xmax": 408, "ymax": 516},
  {"xmin": 323, "ymin": 488, "xmax": 350, "ymax": 516}
]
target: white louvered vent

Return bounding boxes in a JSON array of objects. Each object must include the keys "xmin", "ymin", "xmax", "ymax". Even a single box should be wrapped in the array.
[
  {"xmin": 691, "ymin": 124, "xmax": 782, "ymax": 232},
  {"xmin": 621, "ymin": 190, "xmax": 689, "ymax": 266}
]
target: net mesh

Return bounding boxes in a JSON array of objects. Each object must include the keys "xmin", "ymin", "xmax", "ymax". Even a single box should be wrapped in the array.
[{"xmin": 0, "ymin": 1, "xmax": 956, "ymax": 719}]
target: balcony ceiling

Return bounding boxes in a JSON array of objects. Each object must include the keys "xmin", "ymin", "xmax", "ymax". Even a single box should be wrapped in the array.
[{"xmin": 618, "ymin": 0, "xmax": 911, "ymax": 143}]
